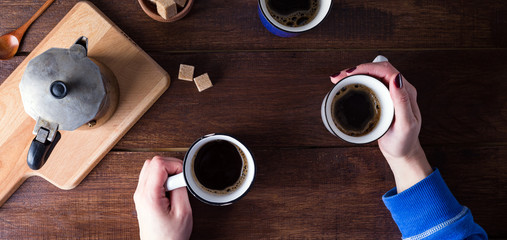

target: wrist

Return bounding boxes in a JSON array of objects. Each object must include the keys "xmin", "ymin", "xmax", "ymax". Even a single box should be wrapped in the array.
[{"xmin": 385, "ymin": 145, "xmax": 433, "ymax": 193}]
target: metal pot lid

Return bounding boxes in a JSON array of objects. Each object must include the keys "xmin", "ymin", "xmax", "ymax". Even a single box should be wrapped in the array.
[{"xmin": 19, "ymin": 41, "xmax": 106, "ymax": 131}]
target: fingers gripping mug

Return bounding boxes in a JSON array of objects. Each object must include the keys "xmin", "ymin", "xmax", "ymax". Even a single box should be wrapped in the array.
[
  {"xmin": 165, "ymin": 134, "xmax": 255, "ymax": 206},
  {"xmin": 321, "ymin": 56, "xmax": 394, "ymax": 144}
]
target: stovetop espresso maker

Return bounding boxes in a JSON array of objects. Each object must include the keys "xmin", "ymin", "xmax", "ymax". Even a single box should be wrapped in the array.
[{"xmin": 19, "ymin": 36, "xmax": 119, "ymax": 170}]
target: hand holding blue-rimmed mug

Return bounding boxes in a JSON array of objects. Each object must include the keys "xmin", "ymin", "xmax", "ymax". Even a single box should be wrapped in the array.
[{"xmin": 258, "ymin": 0, "xmax": 332, "ymax": 37}]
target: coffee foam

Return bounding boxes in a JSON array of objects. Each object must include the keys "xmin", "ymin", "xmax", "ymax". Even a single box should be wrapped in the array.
[
  {"xmin": 191, "ymin": 144, "xmax": 248, "ymax": 195},
  {"xmin": 331, "ymin": 84, "xmax": 381, "ymax": 136}
]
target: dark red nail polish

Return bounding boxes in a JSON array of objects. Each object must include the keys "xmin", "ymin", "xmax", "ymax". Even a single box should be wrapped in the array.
[
  {"xmin": 330, "ymin": 72, "xmax": 340, "ymax": 78},
  {"xmin": 395, "ymin": 73, "xmax": 403, "ymax": 88},
  {"xmin": 346, "ymin": 66, "xmax": 357, "ymax": 73}
]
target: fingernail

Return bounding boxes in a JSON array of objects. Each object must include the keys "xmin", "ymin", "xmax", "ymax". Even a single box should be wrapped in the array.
[
  {"xmin": 330, "ymin": 72, "xmax": 340, "ymax": 78},
  {"xmin": 395, "ymin": 73, "xmax": 403, "ymax": 88},
  {"xmin": 346, "ymin": 66, "xmax": 357, "ymax": 73}
]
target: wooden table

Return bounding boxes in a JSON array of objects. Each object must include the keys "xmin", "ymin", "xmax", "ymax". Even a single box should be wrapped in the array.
[{"xmin": 1, "ymin": 0, "xmax": 506, "ymax": 239}]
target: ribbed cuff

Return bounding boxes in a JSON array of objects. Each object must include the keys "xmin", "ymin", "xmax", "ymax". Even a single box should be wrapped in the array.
[{"xmin": 382, "ymin": 169, "xmax": 464, "ymax": 238}]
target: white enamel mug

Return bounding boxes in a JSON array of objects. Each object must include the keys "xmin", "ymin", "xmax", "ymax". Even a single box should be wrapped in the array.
[
  {"xmin": 321, "ymin": 74, "xmax": 394, "ymax": 144},
  {"xmin": 321, "ymin": 55, "xmax": 394, "ymax": 144},
  {"xmin": 165, "ymin": 134, "xmax": 255, "ymax": 206}
]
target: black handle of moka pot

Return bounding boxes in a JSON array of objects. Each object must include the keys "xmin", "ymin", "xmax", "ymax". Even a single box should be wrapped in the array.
[{"xmin": 27, "ymin": 131, "xmax": 61, "ymax": 170}]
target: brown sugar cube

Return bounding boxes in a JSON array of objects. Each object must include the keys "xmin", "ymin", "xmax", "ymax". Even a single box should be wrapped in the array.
[
  {"xmin": 174, "ymin": 0, "xmax": 187, "ymax": 7},
  {"xmin": 152, "ymin": 0, "xmax": 177, "ymax": 20},
  {"xmin": 178, "ymin": 64, "xmax": 195, "ymax": 81},
  {"xmin": 194, "ymin": 73, "xmax": 213, "ymax": 92}
]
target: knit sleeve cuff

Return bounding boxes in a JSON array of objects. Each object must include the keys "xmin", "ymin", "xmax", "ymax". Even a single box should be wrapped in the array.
[{"xmin": 382, "ymin": 169, "xmax": 464, "ymax": 238}]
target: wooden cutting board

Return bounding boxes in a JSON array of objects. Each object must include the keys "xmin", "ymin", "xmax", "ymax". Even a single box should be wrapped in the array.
[{"xmin": 0, "ymin": 1, "xmax": 170, "ymax": 206}]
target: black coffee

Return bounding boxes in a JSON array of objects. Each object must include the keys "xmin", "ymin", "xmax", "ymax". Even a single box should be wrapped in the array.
[
  {"xmin": 193, "ymin": 140, "xmax": 245, "ymax": 193},
  {"xmin": 331, "ymin": 84, "xmax": 381, "ymax": 137},
  {"xmin": 266, "ymin": 0, "xmax": 319, "ymax": 27}
]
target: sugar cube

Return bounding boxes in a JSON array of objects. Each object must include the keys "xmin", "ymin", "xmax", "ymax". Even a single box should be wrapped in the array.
[
  {"xmin": 152, "ymin": 0, "xmax": 177, "ymax": 20},
  {"xmin": 174, "ymin": 0, "xmax": 187, "ymax": 8},
  {"xmin": 194, "ymin": 73, "xmax": 213, "ymax": 92},
  {"xmin": 178, "ymin": 64, "xmax": 195, "ymax": 81}
]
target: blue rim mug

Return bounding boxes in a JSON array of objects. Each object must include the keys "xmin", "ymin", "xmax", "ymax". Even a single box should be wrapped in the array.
[{"xmin": 258, "ymin": 0, "xmax": 332, "ymax": 37}]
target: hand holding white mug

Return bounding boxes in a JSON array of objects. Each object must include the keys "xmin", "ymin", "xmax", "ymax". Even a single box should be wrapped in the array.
[
  {"xmin": 165, "ymin": 134, "xmax": 256, "ymax": 206},
  {"xmin": 330, "ymin": 57, "xmax": 432, "ymax": 193},
  {"xmin": 133, "ymin": 156, "xmax": 193, "ymax": 240}
]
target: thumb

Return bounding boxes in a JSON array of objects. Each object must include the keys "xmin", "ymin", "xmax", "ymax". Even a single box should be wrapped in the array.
[{"xmin": 389, "ymin": 73, "xmax": 415, "ymax": 126}]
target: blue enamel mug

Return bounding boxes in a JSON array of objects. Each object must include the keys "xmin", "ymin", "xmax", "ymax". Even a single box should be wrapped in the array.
[{"xmin": 258, "ymin": 0, "xmax": 332, "ymax": 37}]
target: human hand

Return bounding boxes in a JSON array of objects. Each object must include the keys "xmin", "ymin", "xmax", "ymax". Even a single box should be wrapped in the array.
[
  {"xmin": 330, "ymin": 59, "xmax": 432, "ymax": 192},
  {"xmin": 134, "ymin": 156, "xmax": 193, "ymax": 240}
]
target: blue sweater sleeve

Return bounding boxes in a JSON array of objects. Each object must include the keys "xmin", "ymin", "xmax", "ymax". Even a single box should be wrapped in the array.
[{"xmin": 382, "ymin": 169, "xmax": 488, "ymax": 240}]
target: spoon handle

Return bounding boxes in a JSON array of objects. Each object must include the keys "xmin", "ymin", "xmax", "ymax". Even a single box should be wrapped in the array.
[{"xmin": 12, "ymin": 0, "xmax": 55, "ymax": 40}]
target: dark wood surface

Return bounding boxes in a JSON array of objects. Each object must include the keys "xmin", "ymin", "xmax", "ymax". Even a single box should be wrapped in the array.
[{"xmin": 1, "ymin": 0, "xmax": 507, "ymax": 239}]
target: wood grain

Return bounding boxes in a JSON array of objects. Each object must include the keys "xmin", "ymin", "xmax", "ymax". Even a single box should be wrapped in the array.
[
  {"xmin": 1, "ymin": 0, "xmax": 507, "ymax": 53},
  {"xmin": 1, "ymin": 0, "xmax": 506, "ymax": 239},
  {"xmin": 0, "ymin": 146, "xmax": 505, "ymax": 239},
  {"xmin": 111, "ymin": 49, "xmax": 506, "ymax": 149},
  {"xmin": 0, "ymin": 2, "xmax": 169, "ymax": 206},
  {"xmin": 3, "ymin": 50, "xmax": 507, "ymax": 149}
]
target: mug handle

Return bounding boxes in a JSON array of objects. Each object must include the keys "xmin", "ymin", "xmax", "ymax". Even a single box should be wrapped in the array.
[
  {"xmin": 165, "ymin": 172, "xmax": 187, "ymax": 191},
  {"xmin": 372, "ymin": 55, "xmax": 388, "ymax": 63}
]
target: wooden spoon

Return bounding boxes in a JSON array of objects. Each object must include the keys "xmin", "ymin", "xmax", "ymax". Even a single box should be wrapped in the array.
[{"xmin": 0, "ymin": 0, "xmax": 55, "ymax": 60}]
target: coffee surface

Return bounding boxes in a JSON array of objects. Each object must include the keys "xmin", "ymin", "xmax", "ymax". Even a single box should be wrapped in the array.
[
  {"xmin": 266, "ymin": 0, "xmax": 319, "ymax": 27},
  {"xmin": 331, "ymin": 84, "xmax": 381, "ymax": 137},
  {"xmin": 193, "ymin": 140, "xmax": 243, "ymax": 191}
]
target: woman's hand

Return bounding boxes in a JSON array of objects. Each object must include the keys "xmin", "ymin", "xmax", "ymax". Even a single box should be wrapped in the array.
[
  {"xmin": 134, "ymin": 156, "xmax": 193, "ymax": 240},
  {"xmin": 330, "ymin": 59, "xmax": 432, "ymax": 193}
]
